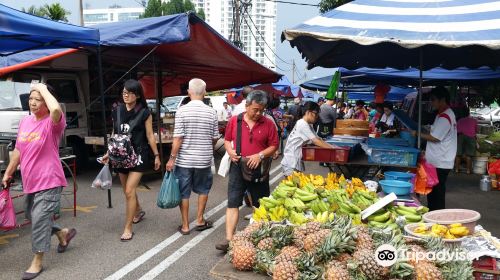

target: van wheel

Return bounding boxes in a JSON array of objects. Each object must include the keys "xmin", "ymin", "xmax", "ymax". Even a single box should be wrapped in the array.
[
  {"xmin": 68, "ymin": 137, "xmax": 88, "ymax": 170},
  {"xmin": 494, "ymin": 122, "xmax": 500, "ymax": 132}
]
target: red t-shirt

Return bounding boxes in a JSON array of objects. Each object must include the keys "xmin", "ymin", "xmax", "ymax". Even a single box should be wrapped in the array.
[{"xmin": 225, "ymin": 114, "xmax": 279, "ymax": 157}]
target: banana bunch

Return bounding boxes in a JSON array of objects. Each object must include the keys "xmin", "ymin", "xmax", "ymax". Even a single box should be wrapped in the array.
[
  {"xmin": 313, "ymin": 211, "xmax": 335, "ymax": 223},
  {"xmin": 328, "ymin": 189, "xmax": 362, "ymax": 215},
  {"xmin": 292, "ymin": 187, "xmax": 318, "ymax": 202},
  {"xmin": 413, "ymin": 223, "xmax": 470, "ymax": 239},
  {"xmin": 288, "ymin": 171, "xmax": 311, "ymax": 188},
  {"xmin": 284, "ymin": 197, "xmax": 307, "ymax": 211},
  {"xmin": 367, "ymin": 209, "xmax": 399, "ymax": 230},
  {"xmin": 351, "ymin": 189, "xmax": 377, "ymax": 210},
  {"xmin": 289, "ymin": 210, "xmax": 308, "ymax": 225},
  {"xmin": 272, "ymin": 183, "xmax": 297, "ymax": 199},
  {"xmin": 259, "ymin": 197, "xmax": 284, "ymax": 210},
  {"xmin": 325, "ymin": 173, "xmax": 340, "ymax": 190},
  {"xmin": 268, "ymin": 205, "xmax": 288, "ymax": 222},
  {"xmin": 308, "ymin": 199, "xmax": 330, "ymax": 215},
  {"xmin": 253, "ymin": 205, "xmax": 270, "ymax": 222},
  {"xmin": 345, "ymin": 177, "xmax": 367, "ymax": 197},
  {"xmin": 392, "ymin": 205, "xmax": 427, "ymax": 223},
  {"xmin": 310, "ymin": 174, "xmax": 325, "ymax": 187}
]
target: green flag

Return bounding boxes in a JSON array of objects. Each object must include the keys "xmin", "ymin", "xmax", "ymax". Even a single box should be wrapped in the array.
[{"xmin": 326, "ymin": 70, "xmax": 340, "ymax": 100}]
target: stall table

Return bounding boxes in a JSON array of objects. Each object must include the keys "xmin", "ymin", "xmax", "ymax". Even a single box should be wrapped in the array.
[{"xmin": 326, "ymin": 154, "xmax": 417, "ymax": 179}]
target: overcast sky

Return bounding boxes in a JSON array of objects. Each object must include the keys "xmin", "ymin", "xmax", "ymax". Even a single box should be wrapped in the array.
[{"xmin": 2, "ymin": 0, "xmax": 330, "ymax": 82}]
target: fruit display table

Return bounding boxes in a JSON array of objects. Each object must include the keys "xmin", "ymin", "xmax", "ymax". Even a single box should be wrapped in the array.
[{"xmin": 326, "ymin": 154, "xmax": 417, "ymax": 179}]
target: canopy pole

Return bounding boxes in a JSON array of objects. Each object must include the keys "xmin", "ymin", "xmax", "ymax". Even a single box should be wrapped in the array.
[
  {"xmin": 97, "ymin": 44, "xmax": 112, "ymax": 208},
  {"xmin": 417, "ymin": 49, "xmax": 423, "ymax": 149},
  {"xmin": 154, "ymin": 56, "xmax": 165, "ymax": 176}
]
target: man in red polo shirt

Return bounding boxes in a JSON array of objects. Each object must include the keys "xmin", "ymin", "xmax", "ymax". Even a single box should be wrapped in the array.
[{"xmin": 216, "ymin": 90, "xmax": 278, "ymax": 252}]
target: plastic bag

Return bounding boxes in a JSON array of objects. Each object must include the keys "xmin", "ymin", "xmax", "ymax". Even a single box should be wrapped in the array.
[
  {"xmin": 414, "ymin": 163, "xmax": 432, "ymax": 195},
  {"xmin": 92, "ymin": 165, "xmax": 113, "ymax": 190},
  {"xmin": 217, "ymin": 152, "xmax": 231, "ymax": 178},
  {"xmin": 0, "ymin": 189, "xmax": 16, "ymax": 230},
  {"xmin": 157, "ymin": 172, "xmax": 181, "ymax": 209},
  {"xmin": 422, "ymin": 160, "xmax": 439, "ymax": 188},
  {"xmin": 211, "ymin": 156, "xmax": 216, "ymax": 175},
  {"xmin": 488, "ymin": 160, "xmax": 500, "ymax": 175}
]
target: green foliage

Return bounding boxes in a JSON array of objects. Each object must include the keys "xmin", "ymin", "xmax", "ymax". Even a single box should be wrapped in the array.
[
  {"xmin": 318, "ymin": 0, "xmax": 353, "ymax": 13},
  {"xmin": 21, "ymin": 5, "xmax": 45, "ymax": 17},
  {"xmin": 141, "ymin": 0, "xmax": 165, "ymax": 18},
  {"xmin": 141, "ymin": 0, "xmax": 205, "ymax": 20},
  {"xmin": 22, "ymin": 3, "xmax": 71, "ymax": 22}
]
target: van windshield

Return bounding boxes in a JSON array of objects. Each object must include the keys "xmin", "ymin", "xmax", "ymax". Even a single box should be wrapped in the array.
[{"xmin": 0, "ymin": 73, "xmax": 41, "ymax": 111}]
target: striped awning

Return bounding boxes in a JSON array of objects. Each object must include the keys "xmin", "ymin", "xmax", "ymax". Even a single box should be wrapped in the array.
[{"xmin": 282, "ymin": 0, "xmax": 500, "ymax": 70}]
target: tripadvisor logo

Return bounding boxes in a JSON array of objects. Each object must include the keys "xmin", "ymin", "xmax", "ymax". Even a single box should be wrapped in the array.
[{"xmin": 374, "ymin": 244, "xmax": 475, "ymax": 267}]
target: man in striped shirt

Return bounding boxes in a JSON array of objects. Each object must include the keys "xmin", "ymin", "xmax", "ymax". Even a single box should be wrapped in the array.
[{"xmin": 166, "ymin": 78, "xmax": 219, "ymax": 235}]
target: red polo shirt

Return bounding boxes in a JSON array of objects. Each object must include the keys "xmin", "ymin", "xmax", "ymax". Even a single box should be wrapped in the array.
[{"xmin": 225, "ymin": 114, "xmax": 279, "ymax": 157}]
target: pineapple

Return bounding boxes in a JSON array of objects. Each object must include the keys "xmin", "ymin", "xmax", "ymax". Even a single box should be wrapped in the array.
[
  {"xmin": 231, "ymin": 242, "xmax": 257, "ymax": 271},
  {"xmin": 253, "ymin": 249, "xmax": 277, "ymax": 275},
  {"xmin": 251, "ymin": 223, "xmax": 273, "ymax": 245},
  {"xmin": 272, "ymin": 261, "xmax": 299, "ymax": 280},
  {"xmin": 356, "ymin": 226, "xmax": 374, "ymax": 251},
  {"xmin": 406, "ymin": 244, "xmax": 426, "ymax": 266},
  {"xmin": 231, "ymin": 230, "xmax": 252, "ymax": 245},
  {"xmin": 439, "ymin": 260, "xmax": 474, "ymax": 280},
  {"xmin": 324, "ymin": 260, "xmax": 351, "ymax": 280},
  {"xmin": 304, "ymin": 221, "xmax": 322, "ymax": 235},
  {"xmin": 244, "ymin": 221, "xmax": 264, "ymax": 235},
  {"xmin": 292, "ymin": 227, "xmax": 306, "ymax": 249},
  {"xmin": 270, "ymin": 225, "xmax": 295, "ymax": 249},
  {"xmin": 336, "ymin": 253, "xmax": 353, "ymax": 265},
  {"xmin": 295, "ymin": 252, "xmax": 323, "ymax": 280},
  {"xmin": 414, "ymin": 261, "xmax": 443, "ymax": 280},
  {"xmin": 257, "ymin": 237, "xmax": 274, "ymax": 251},
  {"xmin": 275, "ymin": 246, "xmax": 301, "ymax": 264},
  {"xmin": 352, "ymin": 249, "xmax": 388, "ymax": 280},
  {"xmin": 304, "ymin": 229, "xmax": 331, "ymax": 252}
]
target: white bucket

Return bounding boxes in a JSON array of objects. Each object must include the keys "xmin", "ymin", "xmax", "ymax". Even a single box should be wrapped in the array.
[{"xmin": 473, "ymin": 157, "xmax": 489, "ymax": 174}]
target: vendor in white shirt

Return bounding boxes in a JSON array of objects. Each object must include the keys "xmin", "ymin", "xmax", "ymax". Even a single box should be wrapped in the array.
[
  {"xmin": 232, "ymin": 86, "xmax": 253, "ymax": 116},
  {"xmin": 376, "ymin": 101, "xmax": 399, "ymax": 137},
  {"xmin": 412, "ymin": 86, "xmax": 457, "ymax": 211}
]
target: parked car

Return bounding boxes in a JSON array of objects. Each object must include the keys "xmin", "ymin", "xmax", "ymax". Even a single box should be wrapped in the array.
[{"xmin": 472, "ymin": 107, "xmax": 500, "ymax": 130}]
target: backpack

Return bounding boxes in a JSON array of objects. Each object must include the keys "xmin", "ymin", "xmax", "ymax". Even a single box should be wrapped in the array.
[{"xmin": 107, "ymin": 105, "xmax": 145, "ymax": 169}]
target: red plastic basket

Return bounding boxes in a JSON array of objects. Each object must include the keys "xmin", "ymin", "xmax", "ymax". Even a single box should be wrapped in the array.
[
  {"xmin": 473, "ymin": 257, "xmax": 499, "ymax": 280},
  {"xmin": 302, "ymin": 146, "xmax": 350, "ymax": 163}
]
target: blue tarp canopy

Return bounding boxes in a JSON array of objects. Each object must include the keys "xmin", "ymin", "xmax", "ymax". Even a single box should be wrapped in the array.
[
  {"xmin": 282, "ymin": 0, "xmax": 500, "ymax": 70},
  {"xmin": 0, "ymin": 4, "xmax": 99, "ymax": 56},
  {"xmin": 347, "ymin": 87, "xmax": 416, "ymax": 102},
  {"xmin": 301, "ymin": 67, "xmax": 500, "ymax": 90},
  {"xmin": 230, "ymin": 76, "xmax": 302, "ymax": 97}
]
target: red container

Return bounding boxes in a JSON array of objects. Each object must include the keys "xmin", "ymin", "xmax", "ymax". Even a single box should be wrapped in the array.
[
  {"xmin": 473, "ymin": 257, "xmax": 499, "ymax": 280},
  {"xmin": 302, "ymin": 146, "xmax": 350, "ymax": 163}
]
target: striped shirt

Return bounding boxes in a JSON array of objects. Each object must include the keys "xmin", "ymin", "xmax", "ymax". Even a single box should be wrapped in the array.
[{"xmin": 174, "ymin": 100, "xmax": 219, "ymax": 168}]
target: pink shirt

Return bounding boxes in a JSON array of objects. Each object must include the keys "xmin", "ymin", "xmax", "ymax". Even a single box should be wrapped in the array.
[
  {"xmin": 457, "ymin": 116, "xmax": 478, "ymax": 138},
  {"xmin": 16, "ymin": 114, "xmax": 67, "ymax": 194}
]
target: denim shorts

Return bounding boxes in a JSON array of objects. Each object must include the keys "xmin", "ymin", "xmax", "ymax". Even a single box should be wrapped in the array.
[
  {"xmin": 227, "ymin": 163, "xmax": 270, "ymax": 208},
  {"xmin": 174, "ymin": 166, "xmax": 213, "ymax": 199}
]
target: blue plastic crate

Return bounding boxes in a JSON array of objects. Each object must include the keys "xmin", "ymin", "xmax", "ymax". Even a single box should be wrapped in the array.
[
  {"xmin": 367, "ymin": 137, "xmax": 409, "ymax": 147},
  {"xmin": 367, "ymin": 145, "xmax": 420, "ymax": 167}
]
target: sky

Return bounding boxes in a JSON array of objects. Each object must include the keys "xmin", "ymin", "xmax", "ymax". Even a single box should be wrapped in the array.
[{"xmin": 1, "ymin": 0, "xmax": 331, "ymax": 83}]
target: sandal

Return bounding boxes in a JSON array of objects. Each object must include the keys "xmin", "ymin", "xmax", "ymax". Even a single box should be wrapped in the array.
[
  {"xmin": 120, "ymin": 232, "xmax": 134, "ymax": 242},
  {"xmin": 132, "ymin": 211, "xmax": 146, "ymax": 224},
  {"xmin": 195, "ymin": 220, "xmax": 213, "ymax": 231},
  {"xmin": 22, "ymin": 268, "xmax": 44, "ymax": 280},
  {"xmin": 177, "ymin": 226, "xmax": 190, "ymax": 235},
  {"xmin": 57, "ymin": 228, "xmax": 77, "ymax": 253}
]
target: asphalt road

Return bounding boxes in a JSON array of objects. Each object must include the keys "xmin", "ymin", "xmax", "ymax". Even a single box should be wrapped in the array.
[{"xmin": 1, "ymin": 155, "xmax": 499, "ymax": 280}]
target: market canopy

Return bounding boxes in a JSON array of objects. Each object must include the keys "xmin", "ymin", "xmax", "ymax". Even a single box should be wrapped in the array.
[
  {"xmin": 282, "ymin": 0, "xmax": 500, "ymax": 70},
  {"xmin": 301, "ymin": 67, "xmax": 500, "ymax": 90},
  {"xmin": 0, "ymin": 4, "xmax": 99, "ymax": 56},
  {"xmin": 347, "ymin": 87, "xmax": 416, "ymax": 102}
]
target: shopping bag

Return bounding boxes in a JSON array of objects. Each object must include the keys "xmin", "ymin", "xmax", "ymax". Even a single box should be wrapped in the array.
[
  {"xmin": 217, "ymin": 152, "xmax": 231, "ymax": 177},
  {"xmin": 422, "ymin": 160, "xmax": 439, "ymax": 188},
  {"xmin": 92, "ymin": 165, "xmax": 113, "ymax": 190},
  {"xmin": 157, "ymin": 172, "xmax": 181, "ymax": 209},
  {"xmin": 211, "ymin": 156, "xmax": 216, "ymax": 175},
  {"xmin": 488, "ymin": 160, "xmax": 500, "ymax": 175},
  {"xmin": 414, "ymin": 163, "xmax": 432, "ymax": 195},
  {"xmin": 0, "ymin": 189, "xmax": 16, "ymax": 230}
]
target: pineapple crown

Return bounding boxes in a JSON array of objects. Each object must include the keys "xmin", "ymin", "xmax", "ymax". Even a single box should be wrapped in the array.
[
  {"xmin": 270, "ymin": 225, "xmax": 295, "ymax": 249},
  {"xmin": 295, "ymin": 252, "xmax": 323, "ymax": 280}
]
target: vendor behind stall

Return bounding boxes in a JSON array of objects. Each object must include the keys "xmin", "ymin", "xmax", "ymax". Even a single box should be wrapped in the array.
[
  {"xmin": 455, "ymin": 108, "xmax": 478, "ymax": 174},
  {"xmin": 281, "ymin": 102, "xmax": 337, "ymax": 176},
  {"xmin": 376, "ymin": 101, "xmax": 400, "ymax": 137}
]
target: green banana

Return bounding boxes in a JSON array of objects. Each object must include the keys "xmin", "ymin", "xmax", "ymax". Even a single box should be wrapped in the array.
[
  {"xmin": 295, "ymin": 188, "xmax": 315, "ymax": 197},
  {"xmin": 295, "ymin": 193, "xmax": 318, "ymax": 202},
  {"xmin": 395, "ymin": 207, "xmax": 418, "ymax": 217},
  {"xmin": 346, "ymin": 201, "xmax": 361, "ymax": 214},
  {"xmin": 403, "ymin": 213, "xmax": 422, "ymax": 223},
  {"xmin": 397, "ymin": 205, "xmax": 419, "ymax": 214},
  {"xmin": 416, "ymin": 206, "xmax": 429, "ymax": 214},
  {"xmin": 368, "ymin": 211, "xmax": 391, "ymax": 222}
]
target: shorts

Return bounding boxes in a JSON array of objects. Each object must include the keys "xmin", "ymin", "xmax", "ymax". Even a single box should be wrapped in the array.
[
  {"xmin": 174, "ymin": 166, "xmax": 213, "ymax": 199},
  {"xmin": 227, "ymin": 163, "xmax": 270, "ymax": 208},
  {"xmin": 457, "ymin": 134, "xmax": 476, "ymax": 157},
  {"xmin": 25, "ymin": 187, "xmax": 63, "ymax": 253},
  {"xmin": 115, "ymin": 146, "xmax": 152, "ymax": 174}
]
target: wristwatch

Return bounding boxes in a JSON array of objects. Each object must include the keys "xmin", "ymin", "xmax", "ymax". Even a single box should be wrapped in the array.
[{"xmin": 259, "ymin": 152, "xmax": 265, "ymax": 160}]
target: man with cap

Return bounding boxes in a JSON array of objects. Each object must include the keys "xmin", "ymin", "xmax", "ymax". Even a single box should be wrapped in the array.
[{"xmin": 317, "ymin": 97, "xmax": 337, "ymax": 138}]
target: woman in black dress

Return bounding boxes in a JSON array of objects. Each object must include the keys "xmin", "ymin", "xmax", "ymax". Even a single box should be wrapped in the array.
[{"xmin": 103, "ymin": 79, "xmax": 160, "ymax": 241}]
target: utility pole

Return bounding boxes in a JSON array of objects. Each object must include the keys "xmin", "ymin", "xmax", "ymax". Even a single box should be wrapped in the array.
[
  {"xmin": 79, "ymin": 0, "xmax": 84, "ymax": 26},
  {"xmin": 292, "ymin": 60, "xmax": 296, "ymax": 83}
]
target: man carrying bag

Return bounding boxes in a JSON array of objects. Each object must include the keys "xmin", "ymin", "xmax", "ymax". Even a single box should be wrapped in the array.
[{"xmin": 215, "ymin": 91, "xmax": 278, "ymax": 252}]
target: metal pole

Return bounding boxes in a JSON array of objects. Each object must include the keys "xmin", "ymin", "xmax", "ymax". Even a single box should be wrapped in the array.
[
  {"xmin": 97, "ymin": 45, "xmax": 112, "ymax": 208},
  {"xmin": 154, "ymin": 58, "xmax": 165, "ymax": 176},
  {"xmin": 417, "ymin": 49, "xmax": 423, "ymax": 149}
]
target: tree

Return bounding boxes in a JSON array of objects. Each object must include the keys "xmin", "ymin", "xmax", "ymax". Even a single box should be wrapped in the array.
[
  {"xmin": 40, "ymin": 3, "xmax": 71, "ymax": 22},
  {"xmin": 142, "ymin": 0, "xmax": 205, "ymax": 20},
  {"xmin": 197, "ymin": 8, "xmax": 205, "ymax": 20},
  {"xmin": 141, "ymin": 0, "xmax": 166, "ymax": 18},
  {"xmin": 318, "ymin": 0, "xmax": 353, "ymax": 13},
  {"xmin": 21, "ymin": 5, "xmax": 45, "ymax": 17}
]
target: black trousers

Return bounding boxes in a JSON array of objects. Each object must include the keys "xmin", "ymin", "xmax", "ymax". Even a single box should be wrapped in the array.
[{"xmin": 427, "ymin": 168, "xmax": 450, "ymax": 211}]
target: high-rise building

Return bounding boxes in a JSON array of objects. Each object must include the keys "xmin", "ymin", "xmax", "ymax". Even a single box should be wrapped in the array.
[
  {"xmin": 83, "ymin": 7, "xmax": 145, "ymax": 26},
  {"xmin": 191, "ymin": 0, "xmax": 277, "ymax": 70}
]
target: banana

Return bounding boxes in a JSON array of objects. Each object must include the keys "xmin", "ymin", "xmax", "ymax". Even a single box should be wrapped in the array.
[
  {"xmin": 339, "ymin": 202, "xmax": 356, "ymax": 214},
  {"xmin": 346, "ymin": 201, "xmax": 361, "ymax": 214},
  {"xmin": 284, "ymin": 198, "xmax": 295, "ymax": 209},
  {"xmin": 403, "ymin": 213, "xmax": 422, "ymax": 223},
  {"xmin": 368, "ymin": 211, "xmax": 391, "ymax": 222},
  {"xmin": 295, "ymin": 193, "xmax": 318, "ymax": 202},
  {"xmin": 449, "ymin": 226, "xmax": 469, "ymax": 237},
  {"xmin": 416, "ymin": 206, "xmax": 429, "ymax": 214},
  {"xmin": 397, "ymin": 205, "xmax": 419, "ymax": 215},
  {"xmin": 295, "ymin": 188, "xmax": 315, "ymax": 197},
  {"xmin": 283, "ymin": 180, "xmax": 295, "ymax": 187},
  {"xmin": 449, "ymin": 223, "xmax": 463, "ymax": 228},
  {"xmin": 395, "ymin": 207, "xmax": 417, "ymax": 217}
]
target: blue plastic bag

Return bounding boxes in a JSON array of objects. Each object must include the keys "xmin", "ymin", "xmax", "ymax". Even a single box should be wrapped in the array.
[{"xmin": 157, "ymin": 172, "xmax": 181, "ymax": 209}]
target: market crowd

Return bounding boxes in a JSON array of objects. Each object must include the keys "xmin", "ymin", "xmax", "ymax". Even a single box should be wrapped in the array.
[{"xmin": 2, "ymin": 78, "xmax": 465, "ymax": 278}]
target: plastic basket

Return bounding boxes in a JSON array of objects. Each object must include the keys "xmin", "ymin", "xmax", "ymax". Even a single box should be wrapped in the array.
[
  {"xmin": 326, "ymin": 140, "xmax": 363, "ymax": 159},
  {"xmin": 379, "ymin": 179, "xmax": 413, "ymax": 195},
  {"xmin": 423, "ymin": 209, "xmax": 481, "ymax": 234},
  {"xmin": 384, "ymin": 171, "xmax": 415, "ymax": 182},
  {"xmin": 302, "ymin": 146, "xmax": 350, "ymax": 163},
  {"xmin": 368, "ymin": 137, "xmax": 409, "ymax": 147},
  {"xmin": 367, "ymin": 145, "xmax": 420, "ymax": 167}
]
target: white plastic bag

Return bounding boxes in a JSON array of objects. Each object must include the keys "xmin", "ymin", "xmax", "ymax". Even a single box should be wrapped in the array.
[
  {"xmin": 218, "ymin": 152, "xmax": 231, "ymax": 177},
  {"xmin": 211, "ymin": 156, "xmax": 216, "ymax": 175},
  {"xmin": 92, "ymin": 165, "xmax": 113, "ymax": 190}
]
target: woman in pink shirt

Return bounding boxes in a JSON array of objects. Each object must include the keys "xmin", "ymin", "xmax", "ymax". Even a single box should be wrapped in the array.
[
  {"xmin": 2, "ymin": 83, "xmax": 76, "ymax": 280},
  {"xmin": 353, "ymin": 100, "xmax": 369, "ymax": 120},
  {"xmin": 455, "ymin": 108, "xmax": 478, "ymax": 174}
]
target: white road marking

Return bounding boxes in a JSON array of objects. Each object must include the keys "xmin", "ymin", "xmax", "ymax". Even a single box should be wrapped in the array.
[
  {"xmin": 138, "ymin": 211, "xmax": 231, "ymax": 280},
  {"xmin": 104, "ymin": 200, "xmax": 228, "ymax": 280},
  {"xmin": 270, "ymin": 165, "xmax": 281, "ymax": 176},
  {"xmin": 270, "ymin": 172, "xmax": 284, "ymax": 185}
]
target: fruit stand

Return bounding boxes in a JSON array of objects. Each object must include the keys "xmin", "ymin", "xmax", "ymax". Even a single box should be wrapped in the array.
[{"xmin": 212, "ymin": 171, "xmax": 500, "ymax": 280}]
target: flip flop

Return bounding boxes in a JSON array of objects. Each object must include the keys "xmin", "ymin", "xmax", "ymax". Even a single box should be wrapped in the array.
[
  {"xmin": 57, "ymin": 228, "xmax": 77, "ymax": 253},
  {"xmin": 177, "ymin": 226, "xmax": 190, "ymax": 235},
  {"xmin": 132, "ymin": 211, "xmax": 146, "ymax": 224},
  {"xmin": 22, "ymin": 268, "xmax": 43, "ymax": 280},
  {"xmin": 195, "ymin": 220, "xmax": 213, "ymax": 231},
  {"xmin": 120, "ymin": 232, "xmax": 134, "ymax": 242}
]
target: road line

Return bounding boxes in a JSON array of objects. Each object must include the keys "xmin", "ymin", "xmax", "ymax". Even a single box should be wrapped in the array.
[
  {"xmin": 270, "ymin": 165, "xmax": 281, "ymax": 176},
  {"xmin": 104, "ymin": 200, "xmax": 228, "ymax": 280},
  {"xmin": 138, "ymin": 213, "xmax": 229, "ymax": 280},
  {"xmin": 270, "ymin": 172, "xmax": 284, "ymax": 185}
]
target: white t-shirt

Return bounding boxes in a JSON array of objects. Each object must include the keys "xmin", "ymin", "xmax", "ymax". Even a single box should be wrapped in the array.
[
  {"xmin": 425, "ymin": 108, "xmax": 457, "ymax": 169},
  {"xmin": 380, "ymin": 113, "xmax": 395, "ymax": 127},
  {"xmin": 281, "ymin": 119, "xmax": 317, "ymax": 175},
  {"xmin": 232, "ymin": 100, "xmax": 246, "ymax": 116}
]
